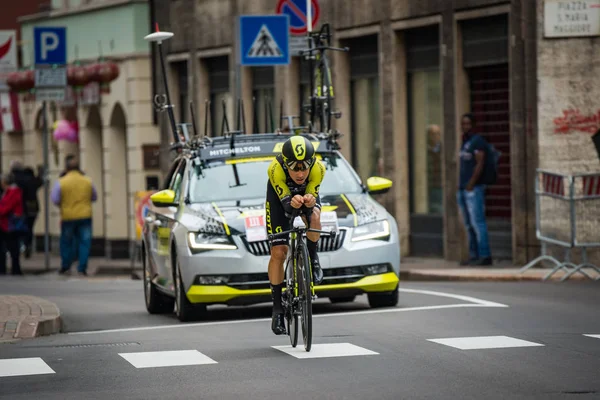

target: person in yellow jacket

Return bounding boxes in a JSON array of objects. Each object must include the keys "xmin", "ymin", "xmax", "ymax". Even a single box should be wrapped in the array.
[{"xmin": 51, "ymin": 155, "xmax": 97, "ymax": 276}]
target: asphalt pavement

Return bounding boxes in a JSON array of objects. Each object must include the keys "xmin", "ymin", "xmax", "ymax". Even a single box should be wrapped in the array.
[{"xmin": 1, "ymin": 275, "xmax": 599, "ymax": 399}]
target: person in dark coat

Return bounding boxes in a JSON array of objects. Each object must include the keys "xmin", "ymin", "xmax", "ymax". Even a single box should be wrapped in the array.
[{"xmin": 10, "ymin": 161, "xmax": 43, "ymax": 258}]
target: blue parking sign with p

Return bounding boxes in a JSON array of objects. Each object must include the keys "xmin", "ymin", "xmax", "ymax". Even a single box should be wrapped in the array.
[{"xmin": 34, "ymin": 27, "xmax": 67, "ymax": 65}]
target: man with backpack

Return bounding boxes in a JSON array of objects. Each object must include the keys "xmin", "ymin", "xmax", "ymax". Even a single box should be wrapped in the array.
[{"xmin": 457, "ymin": 113, "xmax": 497, "ymax": 266}]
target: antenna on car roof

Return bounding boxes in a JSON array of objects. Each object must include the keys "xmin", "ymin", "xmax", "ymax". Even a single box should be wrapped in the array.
[
  {"xmin": 252, "ymin": 96, "xmax": 258, "ymax": 134},
  {"xmin": 144, "ymin": 24, "xmax": 181, "ymax": 146},
  {"xmin": 221, "ymin": 99, "xmax": 229, "ymax": 136},
  {"xmin": 189, "ymin": 101, "xmax": 199, "ymax": 137},
  {"xmin": 204, "ymin": 99, "xmax": 210, "ymax": 137}
]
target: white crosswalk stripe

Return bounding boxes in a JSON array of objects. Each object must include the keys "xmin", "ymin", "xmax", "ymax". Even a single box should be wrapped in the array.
[
  {"xmin": 118, "ymin": 349, "xmax": 218, "ymax": 369},
  {"xmin": 3, "ymin": 333, "xmax": 599, "ymax": 378},
  {"xmin": 427, "ymin": 335, "xmax": 545, "ymax": 350},
  {"xmin": 583, "ymin": 334, "xmax": 600, "ymax": 339},
  {"xmin": 0, "ymin": 357, "xmax": 55, "ymax": 378},
  {"xmin": 272, "ymin": 343, "xmax": 379, "ymax": 359}
]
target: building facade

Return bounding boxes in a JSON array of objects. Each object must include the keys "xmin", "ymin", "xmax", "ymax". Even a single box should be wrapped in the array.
[
  {"xmin": 153, "ymin": 0, "xmax": 547, "ymax": 264},
  {"xmin": 2, "ymin": 0, "xmax": 161, "ymax": 259}
]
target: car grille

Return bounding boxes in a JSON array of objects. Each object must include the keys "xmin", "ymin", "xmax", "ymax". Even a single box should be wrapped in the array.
[
  {"xmin": 241, "ymin": 229, "xmax": 347, "ymax": 256},
  {"xmin": 222, "ymin": 265, "xmax": 365, "ymax": 290}
]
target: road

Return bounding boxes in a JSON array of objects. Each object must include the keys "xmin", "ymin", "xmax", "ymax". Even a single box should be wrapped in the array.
[{"xmin": 1, "ymin": 275, "xmax": 599, "ymax": 399}]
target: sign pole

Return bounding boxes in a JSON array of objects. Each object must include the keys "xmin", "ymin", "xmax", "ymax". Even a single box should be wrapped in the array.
[
  {"xmin": 235, "ymin": 16, "xmax": 242, "ymax": 133},
  {"xmin": 307, "ymin": 0, "xmax": 312, "ymax": 33},
  {"xmin": 42, "ymin": 99, "xmax": 50, "ymax": 271}
]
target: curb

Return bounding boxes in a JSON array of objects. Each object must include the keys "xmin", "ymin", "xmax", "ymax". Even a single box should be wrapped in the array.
[
  {"xmin": 402, "ymin": 269, "xmax": 599, "ymax": 282},
  {"xmin": 0, "ymin": 296, "xmax": 62, "ymax": 342}
]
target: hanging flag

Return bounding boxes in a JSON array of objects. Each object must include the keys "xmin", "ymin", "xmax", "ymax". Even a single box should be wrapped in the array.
[
  {"xmin": 0, "ymin": 91, "xmax": 23, "ymax": 133},
  {"xmin": 0, "ymin": 31, "xmax": 17, "ymax": 92}
]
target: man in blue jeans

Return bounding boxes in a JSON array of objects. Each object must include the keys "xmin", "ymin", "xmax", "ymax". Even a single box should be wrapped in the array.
[
  {"xmin": 457, "ymin": 113, "xmax": 492, "ymax": 266},
  {"xmin": 51, "ymin": 155, "xmax": 97, "ymax": 276}
]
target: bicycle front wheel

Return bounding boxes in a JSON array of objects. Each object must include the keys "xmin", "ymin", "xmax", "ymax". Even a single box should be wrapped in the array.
[
  {"xmin": 284, "ymin": 258, "xmax": 298, "ymax": 348},
  {"xmin": 296, "ymin": 240, "xmax": 313, "ymax": 352}
]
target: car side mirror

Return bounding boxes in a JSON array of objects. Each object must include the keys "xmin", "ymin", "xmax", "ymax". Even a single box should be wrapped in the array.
[
  {"xmin": 366, "ymin": 176, "xmax": 393, "ymax": 195},
  {"xmin": 150, "ymin": 189, "xmax": 177, "ymax": 207}
]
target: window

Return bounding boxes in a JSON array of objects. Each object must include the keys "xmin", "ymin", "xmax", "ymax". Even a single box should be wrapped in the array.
[
  {"xmin": 407, "ymin": 70, "xmax": 442, "ymax": 214},
  {"xmin": 252, "ymin": 67, "xmax": 275, "ymax": 133},
  {"xmin": 173, "ymin": 61, "xmax": 188, "ymax": 124},
  {"xmin": 169, "ymin": 160, "xmax": 187, "ymax": 203},
  {"xmin": 406, "ymin": 26, "xmax": 443, "ymax": 215},
  {"xmin": 348, "ymin": 35, "xmax": 380, "ymax": 183},
  {"xmin": 206, "ymin": 56, "xmax": 230, "ymax": 136},
  {"xmin": 188, "ymin": 155, "xmax": 363, "ymax": 204},
  {"xmin": 298, "ymin": 57, "xmax": 311, "ymax": 127},
  {"xmin": 163, "ymin": 159, "xmax": 182, "ymax": 190}
]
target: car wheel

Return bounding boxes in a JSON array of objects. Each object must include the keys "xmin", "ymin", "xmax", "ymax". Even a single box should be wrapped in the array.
[
  {"xmin": 329, "ymin": 296, "xmax": 356, "ymax": 304},
  {"xmin": 174, "ymin": 255, "xmax": 206, "ymax": 322},
  {"xmin": 367, "ymin": 286, "xmax": 399, "ymax": 308},
  {"xmin": 143, "ymin": 246, "xmax": 175, "ymax": 314}
]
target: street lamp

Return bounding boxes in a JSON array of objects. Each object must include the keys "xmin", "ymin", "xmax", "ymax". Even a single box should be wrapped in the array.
[{"xmin": 144, "ymin": 29, "xmax": 179, "ymax": 145}]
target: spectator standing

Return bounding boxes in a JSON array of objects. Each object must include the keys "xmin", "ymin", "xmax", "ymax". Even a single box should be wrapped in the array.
[
  {"xmin": 0, "ymin": 173, "xmax": 27, "ymax": 275},
  {"xmin": 51, "ymin": 155, "xmax": 97, "ymax": 276},
  {"xmin": 457, "ymin": 113, "xmax": 492, "ymax": 266}
]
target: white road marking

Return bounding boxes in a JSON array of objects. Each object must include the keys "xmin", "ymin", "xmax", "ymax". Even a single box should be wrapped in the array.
[
  {"xmin": 68, "ymin": 288, "xmax": 509, "ymax": 336},
  {"xmin": 273, "ymin": 343, "xmax": 379, "ymax": 359},
  {"xmin": 0, "ymin": 357, "xmax": 56, "ymax": 378},
  {"xmin": 398, "ymin": 288, "xmax": 508, "ymax": 308},
  {"xmin": 119, "ymin": 350, "xmax": 217, "ymax": 369},
  {"xmin": 427, "ymin": 335, "xmax": 545, "ymax": 350},
  {"xmin": 583, "ymin": 334, "xmax": 600, "ymax": 339}
]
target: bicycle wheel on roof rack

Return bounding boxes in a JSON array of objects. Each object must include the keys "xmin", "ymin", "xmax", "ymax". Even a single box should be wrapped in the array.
[
  {"xmin": 322, "ymin": 54, "xmax": 335, "ymax": 133},
  {"xmin": 296, "ymin": 239, "xmax": 313, "ymax": 352}
]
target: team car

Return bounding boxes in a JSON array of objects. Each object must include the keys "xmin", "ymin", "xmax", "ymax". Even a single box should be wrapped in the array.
[{"xmin": 141, "ymin": 132, "xmax": 401, "ymax": 321}]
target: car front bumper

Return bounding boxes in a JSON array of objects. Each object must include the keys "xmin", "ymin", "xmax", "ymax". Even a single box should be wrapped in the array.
[{"xmin": 177, "ymin": 227, "xmax": 400, "ymax": 306}]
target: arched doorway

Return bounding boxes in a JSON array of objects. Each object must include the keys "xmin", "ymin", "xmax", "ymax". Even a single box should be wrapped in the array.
[
  {"xmin": 81, "ymin": 105, "xmax": 105, "ymax": 256},
  {"xmin": 107, "ymin": 102, "xmax": 130, "ymax": 258}
]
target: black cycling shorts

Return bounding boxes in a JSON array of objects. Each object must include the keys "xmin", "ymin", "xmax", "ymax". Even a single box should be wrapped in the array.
[{"xmin": 265, "ymin": 181, "xmax": 321, "ymax": 247}]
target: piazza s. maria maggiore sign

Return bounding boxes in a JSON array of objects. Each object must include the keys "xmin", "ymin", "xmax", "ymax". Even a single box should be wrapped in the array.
[{"xmin": 544, "ymin": 0, "xmax": 600, "ymax": 38}]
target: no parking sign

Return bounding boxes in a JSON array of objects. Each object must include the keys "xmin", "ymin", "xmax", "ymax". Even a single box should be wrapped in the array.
[{"xmin": 134, "ymin": 191, "xmax": 156, "ymax": 239}]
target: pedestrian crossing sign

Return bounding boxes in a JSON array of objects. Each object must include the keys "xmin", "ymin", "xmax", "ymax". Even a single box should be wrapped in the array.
[{"xmin": 240, "ymin": 15, "xmax": 290, "ymax": 66}]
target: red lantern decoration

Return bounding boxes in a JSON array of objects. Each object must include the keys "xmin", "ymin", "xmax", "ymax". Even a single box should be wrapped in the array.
[
  {"xmin": 67, "ymin": 64, "xmax": 90, "ymax": 92},
  {"xmin": 84, "ymin": 62, "xmax": 101, "ymax": 83},
  {"xmin": 96, "ymin": 60, "xmax": 119, "ymax": 94},
  {"xmin": 6, "ymin": 71, "xmax": 24, "ymax": 92},
  {"xmin": 7, "ymin": 70, "xmax": 35, "ymax": 94}
]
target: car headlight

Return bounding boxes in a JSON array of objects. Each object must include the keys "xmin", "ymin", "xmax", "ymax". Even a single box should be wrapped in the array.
[
  {"xmin": 351, "ymin": 220, "xmax": 390, "ymax": 242},
  {"xmin": 187, "ymin": 232, "xmax": 237, "ymax": 250}
]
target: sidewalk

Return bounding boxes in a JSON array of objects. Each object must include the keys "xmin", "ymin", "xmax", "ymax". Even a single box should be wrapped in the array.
[
  {"xmin": 400, "ymin": 257, "xmax": 600, "ymax": 281},
  {"xmin": 19, "ymin": 253, "xmax": 142, "ymax": 278},
  {"xmin": 0, "ymin": 295, "xmax": 61, "ymax": 343}
]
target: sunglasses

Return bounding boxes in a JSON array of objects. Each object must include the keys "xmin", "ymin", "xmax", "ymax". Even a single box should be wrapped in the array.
[{"xmin": 286, "ymin": 161, "xmax": 310, "ymax": 171}]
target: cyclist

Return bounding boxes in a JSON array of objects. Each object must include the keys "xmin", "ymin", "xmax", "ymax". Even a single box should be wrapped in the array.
[{"xmin": 265, "ymin": 135, "xmax": 326, "ymax": 335}]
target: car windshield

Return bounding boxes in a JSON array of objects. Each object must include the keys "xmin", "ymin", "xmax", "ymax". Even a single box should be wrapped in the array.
[{"xmin": 188, "ymin": 154, "xmax": 363, "ymax": 203}]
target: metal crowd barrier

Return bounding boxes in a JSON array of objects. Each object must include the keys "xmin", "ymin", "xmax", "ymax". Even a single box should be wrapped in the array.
[{"xmin": 519, "ymin": 169, "xmax": 600, "ymax": 281}]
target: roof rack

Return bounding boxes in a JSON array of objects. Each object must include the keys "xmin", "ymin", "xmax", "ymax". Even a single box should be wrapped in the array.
[{"xmin": 144, "ymin": 22, "xmax": 344, "ymax": 163}]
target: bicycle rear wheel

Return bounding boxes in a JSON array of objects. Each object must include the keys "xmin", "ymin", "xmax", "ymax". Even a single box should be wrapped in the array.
[
  {"xmin": 296, "ymin": 240, "xmax": 313, "ymax": 352},
  {"xmin": 284, "ymin": 258, "xmax": 298, "ymax": 348}
]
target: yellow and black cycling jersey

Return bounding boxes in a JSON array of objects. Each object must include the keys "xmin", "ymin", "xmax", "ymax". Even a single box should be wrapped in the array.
[{"xmin": 267, "ymin": 154, "xmax": 325, "ymax": 214}]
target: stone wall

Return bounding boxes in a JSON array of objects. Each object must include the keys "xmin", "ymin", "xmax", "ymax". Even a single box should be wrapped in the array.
[{"xmin": 535, "ymin": 0, "xmax": 600, "ymax": 265}]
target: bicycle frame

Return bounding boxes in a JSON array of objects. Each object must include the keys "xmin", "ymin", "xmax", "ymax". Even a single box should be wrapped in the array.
[
  {"xmin": 267, "ymin": 208, "xmax": 336, "ymax": 298},
  {"xmin": 300, "ymin": 23, "xmax": 349, "ymax": 134}
]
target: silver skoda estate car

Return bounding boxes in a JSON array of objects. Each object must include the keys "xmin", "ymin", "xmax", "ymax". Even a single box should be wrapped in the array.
[{"xmin": 141, "ymin": 132, "xmax": 400, "ymax": 321}]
